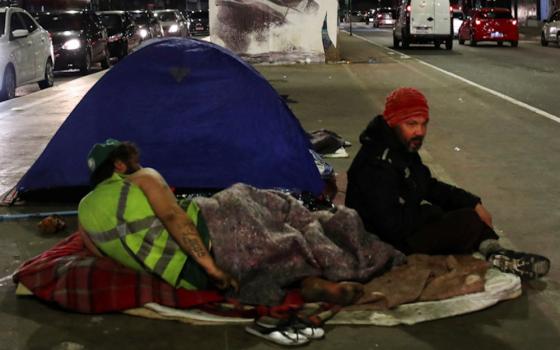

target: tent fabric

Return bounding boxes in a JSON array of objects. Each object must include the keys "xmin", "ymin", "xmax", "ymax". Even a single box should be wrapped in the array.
[{"xmin": 16, "ymin": 38, "xmax": 323, "ymax": 197}]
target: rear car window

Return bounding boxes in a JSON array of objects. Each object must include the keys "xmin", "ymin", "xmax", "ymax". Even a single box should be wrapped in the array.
[
  {"xmin": 129, "ymin": 12, "xmax": 148, "ymax": 24},
  {"xmin": 100, "ymin": 14, "xmax": 123, "ymax": 30},
  {"xmin": 379, "ymin": 10, "xmax": 396, "ymax": 18},
  {"xmin": 481, "ymin": 11, "xmax": 512, "ymax": 19},
  {"xmin": 36, "ymin": 13, "xmax": 83, "ymax": 31},
  {"xmin": 190, "ymin": 11, "xmax": 208, "ymax": 19},
  {"xmin": 0, "ymin": 13, "xmax": 5, "ymax": 36},
  {"xmin": 157, "ymin": 12, "xmax": 176, "ymax": 21}
]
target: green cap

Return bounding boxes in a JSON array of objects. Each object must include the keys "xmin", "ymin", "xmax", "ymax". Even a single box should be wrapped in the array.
[{"xmin": 87, "ymin": 139, "xmax": 122, "ymax": 172}]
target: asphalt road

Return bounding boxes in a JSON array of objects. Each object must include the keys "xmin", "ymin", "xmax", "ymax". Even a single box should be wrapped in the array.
[
  {"xmin": 346, "ymin": 23, "xmax": 560, "ymax": 117},
  {"xmin": 14, "ymin": 66, "xmax": 107, "ymax": 99},
  {"xmin": 1, "ymin": 30, "xmax": 559, "ymax": 349}
]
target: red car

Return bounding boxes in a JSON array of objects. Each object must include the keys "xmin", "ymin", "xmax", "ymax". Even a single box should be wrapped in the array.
[{"xmin": 458, "ymin": 8, "xmax": 518, "ymax": 47}]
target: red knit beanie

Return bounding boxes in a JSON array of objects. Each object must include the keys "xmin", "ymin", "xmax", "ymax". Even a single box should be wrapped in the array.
[{"xmin": 382, "ymin": 88, "xmax": 429, "ymax": 127}]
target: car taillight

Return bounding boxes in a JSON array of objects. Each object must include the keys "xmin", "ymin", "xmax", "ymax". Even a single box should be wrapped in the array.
[
  {"xmin": 512, "ymin": 19, "xmax": 517, "ymax": 25},
  {"xmin": 406, "ymin": 5, "xmax": 411, "ymax": 12},
  {"xmin": 475, "ymin": 19, "xmax": 481, "ymax": 25},
  {"xmin": 449, "ymin": 6, "xmax": 453, "ymax": 11}
]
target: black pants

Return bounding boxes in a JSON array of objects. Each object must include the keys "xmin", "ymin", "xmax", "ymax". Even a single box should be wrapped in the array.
[{"xmin": 403, "ymin": 208, "xmax": 499, "ymax": 255}]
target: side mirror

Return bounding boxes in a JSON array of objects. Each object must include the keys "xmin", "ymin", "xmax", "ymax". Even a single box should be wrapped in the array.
[{"xmin": 11, "ymin": 29, "xmax": 29, "ymax": 40}]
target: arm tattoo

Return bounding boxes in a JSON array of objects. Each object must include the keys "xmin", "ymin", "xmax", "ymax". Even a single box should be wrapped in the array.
[{"xmin": 180, "ymin": 234, "xmax": 208, "ymax": 258}]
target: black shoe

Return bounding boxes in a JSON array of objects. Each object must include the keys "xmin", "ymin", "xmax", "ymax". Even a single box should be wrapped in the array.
[{"xmin": 488, "ymin": 249, "xmax": 550, "ymax": 280}]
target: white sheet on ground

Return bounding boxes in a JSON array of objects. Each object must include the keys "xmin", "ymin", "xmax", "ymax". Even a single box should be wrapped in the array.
[{"xmin": 122, "ymin": 269, "xmax": 521, "ymax": 326}]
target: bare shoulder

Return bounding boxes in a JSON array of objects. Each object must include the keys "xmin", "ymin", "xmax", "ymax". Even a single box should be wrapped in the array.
[{"xmin": 128, "ymin": 168, "xmax": 167, "ymax": 188}]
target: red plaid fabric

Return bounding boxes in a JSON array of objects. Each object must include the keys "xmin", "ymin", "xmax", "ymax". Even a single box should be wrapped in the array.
[
  {"xmin": 13, "ymin": 232, "xmax": 224, "ymax": 313},
  {"xmin": 12, "ymin": 232, "xmax": 337, "ymax": 323}
]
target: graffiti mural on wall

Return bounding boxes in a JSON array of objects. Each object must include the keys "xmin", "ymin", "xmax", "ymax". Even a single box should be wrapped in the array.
[{"xmin": 209, "ymin": 0, "xmax": 338, "ymax": 63}]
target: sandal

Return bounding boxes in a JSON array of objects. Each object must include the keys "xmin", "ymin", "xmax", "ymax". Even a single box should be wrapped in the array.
[
  {"xmin": 256, "ymin": 316, "xmax": 325, "ymax": 340},
  {"xmin": 245, "ymin": 323, "xmax": 310, "ymax": 346}
]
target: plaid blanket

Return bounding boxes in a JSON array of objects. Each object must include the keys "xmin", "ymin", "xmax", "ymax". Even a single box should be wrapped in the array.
[
  {"xmin": 12, "ymin": 232, "xmax": 224, "ymax": 313},
  {"xmin": 12, "ymin": 232, "xmax": 332, "ymax": 322}
]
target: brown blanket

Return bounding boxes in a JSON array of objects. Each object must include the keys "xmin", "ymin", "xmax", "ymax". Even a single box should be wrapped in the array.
[{"xmin": 346, "ymin": 254, "xmax": 489, "ymax": 310}]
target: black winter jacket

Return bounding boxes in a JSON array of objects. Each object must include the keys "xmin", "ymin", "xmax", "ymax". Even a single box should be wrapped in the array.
[{"xmin": 345, "ymin": 116, "xmax": 481, "ymax": 250}]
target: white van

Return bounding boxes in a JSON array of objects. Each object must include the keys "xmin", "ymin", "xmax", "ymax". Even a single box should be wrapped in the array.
[{"xmin": 393, "ymin": 0, "xmax": 453, "ymax": 50}]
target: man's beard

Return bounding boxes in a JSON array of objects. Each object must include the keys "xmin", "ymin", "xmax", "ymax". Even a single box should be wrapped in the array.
[{"xmin": 406, "ymin": 136, "xmax": 424, "ymax": 152}]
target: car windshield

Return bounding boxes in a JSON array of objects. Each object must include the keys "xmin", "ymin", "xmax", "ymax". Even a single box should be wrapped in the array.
[
  {"xmin": 190, "ymin": 11, "xmax": 208, "ymax": 19},
  {"xmin": 453, "ymin": 12, "xmax": 464, "ymax": 19},
  {"xmin": 36, "ymin": 13, "xmax": 83, "ymax": 31},
  {"xmin": 129, "ymin": 12, "xmax": 148, "ymax": 24},
  {"xmin": 481, "ymin": 11, "xmax": 512, "ymax": 19},
  {"xmin": 157, "ymin": 12, "xmax": 176, "ymax": 21},
  {"xmin": 0, "ymin": 13, "xmax": 5, "ymax": 36},
  {"xmin": 100, "ymin": 14, "xmax": 123, "ymax": 31}
]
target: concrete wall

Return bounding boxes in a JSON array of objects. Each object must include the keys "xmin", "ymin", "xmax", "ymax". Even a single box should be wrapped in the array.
[{"xmin": 209, "ymin": 0, "xmax": 339, "ymax": 64}]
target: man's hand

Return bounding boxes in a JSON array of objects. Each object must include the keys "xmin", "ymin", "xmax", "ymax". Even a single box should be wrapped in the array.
[
  {"xmin": 474, "ymin": 203, "xmax": 493, "ymax": 228},
  {"xmin": 207, "ymin": 266, "xmax": 239, "ymax": 292}
]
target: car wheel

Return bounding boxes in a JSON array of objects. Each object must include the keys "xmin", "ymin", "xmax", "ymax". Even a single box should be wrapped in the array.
[
  {"xmin": 120, "ymin": 41, "xmax": 128, "ymax": 59},
  {"xmin": 401, "ymin": 31, "xmax": 409, "ymax": 49},
  {"xmin": 445, "ymin": 39, "xmax": 453, "ymax": 50},
  {"xmin": 0, "ymin": 65, "xmax": 16, "ymax": 101},
  {"xmin": 470, "ymin": 32, "xmax": 477, "ymax": 46},
  {"xmin": 393, "ymin": 34, "xmax": 400, "ymax": 48},
  {"xmin": 80, "ymin": 50, "xmax": 92, "ymax": 75},
  {"xmin": 38, "ymin": 59, "xmax": 54, "ymax": 89},
  {"xmin": 101, "ymin": 47, "xmax": 111, "ymax": 69},
  {"xmin": 459, "ymin": 36, "xmax": 465, "ymax": 45},
  {"xmin": 541, "ymin": 33, "xmax": 548, "ymax": 46},
  {"xmin": 511, "ymin": 40, "xmax": 518, "ymax": 47}
]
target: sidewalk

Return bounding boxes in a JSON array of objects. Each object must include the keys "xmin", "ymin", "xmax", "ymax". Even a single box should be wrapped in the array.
[{"xmin": 1, "ymin": 33, "xmax": 559, "ymax": 350}]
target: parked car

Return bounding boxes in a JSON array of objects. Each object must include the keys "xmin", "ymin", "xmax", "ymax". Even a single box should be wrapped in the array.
[
  {"xmin": 186, "ymin": 10, "xmax": 208, "ymax": 36},
  {"xmin": 153, "ymin": 9, "xmax": 188, "ymax": 37},
  {"xmin": 458, "ymin": 8, "xmax": 518, "ymax": 47},
  {"xmin": 128, "ymin": 9, "xmax": 163, "ymax": 40},
  {"xmin": 364, "ymin": 9, "xmax": 376, "ymax": 25},
  {"xmin": 35, "ymin": 10, "xmax": 110, "ymax": 74},
  {"xmin": 97, "ymin": 10, "xmax": 141, "ymax": 59},
  {"xmin": 541, "ymin": 9, "xmax": 560, "ymax": 46},
  {"xmin": 372, "ymin": 8, "xmax": 396, "ymax": 28},
  {"xmin": 452, "ymin": 11, "xmax": 464, "ymax": 37},
  {"xmin": 0, "ymin": 6, "xmax": 54, "ymax": 100},
  {"xmin": 393, "ymin": 0, "xmax": 453, "ymax": 50}
]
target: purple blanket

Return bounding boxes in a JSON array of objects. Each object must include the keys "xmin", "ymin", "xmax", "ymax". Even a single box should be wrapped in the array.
[{"xmin": 194, "ymin": 183, "xmax": 404, "ymax": 305}]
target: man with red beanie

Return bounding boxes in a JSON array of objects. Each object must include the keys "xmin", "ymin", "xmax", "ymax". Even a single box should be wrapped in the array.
[{"xmin": 345, "ymin": 87, "xmax": 550, "ymax": 280}]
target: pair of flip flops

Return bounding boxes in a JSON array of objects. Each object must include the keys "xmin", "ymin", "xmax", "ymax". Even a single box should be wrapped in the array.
[{"xmin": 245, "ymin": 316, "xmax": 325, "ymax": 346}]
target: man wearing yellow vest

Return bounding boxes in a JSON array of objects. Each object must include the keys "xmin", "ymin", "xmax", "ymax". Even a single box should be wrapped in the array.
[
  {"xmin": 78, "ymin": 139, "xmax": 238, "ymax": 291},
  {"xmin": 78, "ymin": 139, "xmax": 364, "ymax": 304}
]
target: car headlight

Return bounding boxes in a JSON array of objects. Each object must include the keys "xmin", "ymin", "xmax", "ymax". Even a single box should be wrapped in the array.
[
  {"xmin": 62, "ymin": 38, "xmax": 81, "ymax": 50},
  {"xmin": 139, "ymin": 28, "xmax": 148, "ymax": 38},
  {"xmin": 168, "ymin": 24, "xmax": 179, "ymax": 33}
]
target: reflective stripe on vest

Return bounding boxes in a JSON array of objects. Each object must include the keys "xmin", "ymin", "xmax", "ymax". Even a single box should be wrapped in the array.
[{"xmin": 85, "ymin": 180, "xmax": 193, "ymax": 288}]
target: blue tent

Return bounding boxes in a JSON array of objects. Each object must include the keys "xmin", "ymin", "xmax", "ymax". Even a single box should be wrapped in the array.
[{"xmin": 16, "ymin": 38, "xmax": 323, "ymax": 199}]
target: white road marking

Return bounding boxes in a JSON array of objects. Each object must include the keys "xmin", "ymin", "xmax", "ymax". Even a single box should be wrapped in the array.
[{"xmin": 349, "ymin": 32, "xmax": 560, "ymax": 124}]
